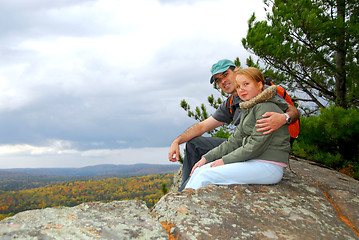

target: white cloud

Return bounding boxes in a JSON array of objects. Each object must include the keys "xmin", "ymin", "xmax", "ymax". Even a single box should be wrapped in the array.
[
  {"xmin": 0, "ymin": 142, "xmax": 183, "ymax": 168},
  {"xmin": 0, "ymin": 0, "xmax": 266, "ymax": 168},
  {"xmin": 0, "ymin": 139, "xmax": 73, "ymax": 155}
]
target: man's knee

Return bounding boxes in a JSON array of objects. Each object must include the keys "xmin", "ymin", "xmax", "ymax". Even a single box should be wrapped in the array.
[
  {"xmin": 185, "ymin": 137, "xmax": 208, "ymax": 159},
  {"xmin": 186, "ymin": 136, "xmax": 221, "ymax": 154},
  {"xmin": 185, "ymin": 136, "xmax": 205, "ymax": 150},
  {"xmin": 183, "ymin": 136, "xmax": 225, "ymax": 166}
]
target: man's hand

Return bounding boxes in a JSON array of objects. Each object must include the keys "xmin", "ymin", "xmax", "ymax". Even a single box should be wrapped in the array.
[
  {"xmin": 210, "ymin": 159, "xmax": 224, "ymax": 168},
  {"xmin": 255, "ymin": 112, "xmax": 286, "ymax": 135},
  {"xmin": 168, "ymin": 141, "xmax": 180, "ymax": 162},
  {"xmin": 190, "ymin": 157, "xmax": 207, "ymax": 176},
  {"xmin": 167, "ymin": 117, "xmax": 224, "ymax": 162}
]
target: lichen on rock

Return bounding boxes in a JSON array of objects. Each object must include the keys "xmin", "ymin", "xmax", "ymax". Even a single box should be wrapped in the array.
[{"xmin": 0, "ymin": 200, "xmax": 168, "ymax": 240}]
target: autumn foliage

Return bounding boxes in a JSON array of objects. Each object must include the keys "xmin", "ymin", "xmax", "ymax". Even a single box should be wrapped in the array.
[{"xmin": 0, "ymin": 174, "xmax": 173, "ymax": 221}]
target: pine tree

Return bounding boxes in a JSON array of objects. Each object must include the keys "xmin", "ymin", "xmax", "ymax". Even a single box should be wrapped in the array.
[{"xmin": 242, "ymin": 0, "xmax": 359, "ymax": 113}]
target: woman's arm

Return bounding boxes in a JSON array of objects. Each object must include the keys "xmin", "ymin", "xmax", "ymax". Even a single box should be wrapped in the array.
[
  {"xmin": 221, "ymin": 103, "xmax": 283, "ymax": 164},
  {"xmin": 202, "ymin": 125, "xmax": 244, "ymax": 163}
]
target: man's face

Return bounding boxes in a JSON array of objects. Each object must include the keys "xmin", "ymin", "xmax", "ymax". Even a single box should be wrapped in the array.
[{"xmin": 213, "ymin": 69, "xmax": 236, "ymax": 95}]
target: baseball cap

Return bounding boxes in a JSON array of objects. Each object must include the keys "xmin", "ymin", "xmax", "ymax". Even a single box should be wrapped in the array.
[{"xmin": 210, "ymin": 59, "xmax": 236, "ymax": 84}]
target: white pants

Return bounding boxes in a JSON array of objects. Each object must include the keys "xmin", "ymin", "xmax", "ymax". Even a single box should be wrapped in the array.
[{"xmin": 184, "ymin": 160, "xmax": 284, "ymax": 190}]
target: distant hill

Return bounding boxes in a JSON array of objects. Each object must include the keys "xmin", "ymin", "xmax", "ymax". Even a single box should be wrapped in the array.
[
  {"xmin": 0, "ymin": 164, "xmax": 181, "ymax": 191},
  {"xmin": 0, "ymin": 163, "xmax": 181, "ymax": 177}
]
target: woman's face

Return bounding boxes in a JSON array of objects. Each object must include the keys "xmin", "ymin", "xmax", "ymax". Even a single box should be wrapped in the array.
[{"xmin": 235, "ymin": 74, "xmax": 263, "ymax": 101}]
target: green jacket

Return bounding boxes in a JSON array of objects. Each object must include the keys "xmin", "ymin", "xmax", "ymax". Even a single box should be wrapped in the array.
[{"xmin": 203, "ymin": 85, "xmax": 291, "ymax": 165}]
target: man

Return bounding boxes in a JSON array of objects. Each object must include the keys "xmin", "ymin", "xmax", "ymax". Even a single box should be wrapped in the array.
[{"xmin": 168, "ymin": 59, "xmax": 300, "ymax": 190}]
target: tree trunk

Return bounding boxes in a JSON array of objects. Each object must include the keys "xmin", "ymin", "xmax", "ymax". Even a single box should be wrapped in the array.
[{"xmin": 335, "ymin": 0, "xmax": 347, "ymax": 108}]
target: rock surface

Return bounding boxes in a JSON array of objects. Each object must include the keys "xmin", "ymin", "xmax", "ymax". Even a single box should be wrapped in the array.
[
  {"xmin": 1, "ymin": 158, "xmax": 359, "ymax": 240},
  {"xmin": 0, "ymin": 200, "xmax": 167, "ymax": 240},
  {"xmin": 153, "ymin": 158, "xmax": 359, "ymax": 239}
]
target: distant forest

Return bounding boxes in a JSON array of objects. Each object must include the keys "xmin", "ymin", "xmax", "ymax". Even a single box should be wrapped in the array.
[
  {"xmin": 0, "ymin": 173, "xmax": 174, "ymax": 221},
  {"xmin": 0, "ymin": 163, "xmax": 180, "ymax": 191}
]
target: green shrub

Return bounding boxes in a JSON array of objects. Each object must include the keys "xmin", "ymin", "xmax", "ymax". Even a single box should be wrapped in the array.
[
  {"xmin": 213, "ymin": 128, "xmax": 232, "ymax": 139},
  {"xmin": 293, "ymin": 105, "xmax": 359, "ymax": 180}
]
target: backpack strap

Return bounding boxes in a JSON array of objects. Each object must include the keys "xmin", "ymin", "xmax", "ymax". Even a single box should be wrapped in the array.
[
  {"xmin": 277, "ymin": 86, "xmax": 294, "ymax": 106},
  {"xmin": 265, "ymin": 76, "xmax": 273, "ymax": 86},
  {"xmin": 226, "ymin": 95, "xmax": 234, "ymax": 114},
  {"xmin": 265, "ymin": 77, "xmax": 293, "ymax": 106}
]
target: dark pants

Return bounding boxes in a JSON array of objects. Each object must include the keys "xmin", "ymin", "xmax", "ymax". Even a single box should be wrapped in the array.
[{"xmin": 179, "ymin": 136, "xmax": 227, "ymax": 191}]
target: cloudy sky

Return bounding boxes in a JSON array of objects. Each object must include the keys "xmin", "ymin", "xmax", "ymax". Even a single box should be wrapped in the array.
[{"xmin": 0, "ymin": 0, "xmax": 266, "ymax": 168}]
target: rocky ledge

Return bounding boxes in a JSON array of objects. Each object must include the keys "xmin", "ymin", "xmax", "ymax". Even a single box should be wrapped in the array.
[{"xmin": 1, "ymin": 158, "xmax": 358, "ymax": 240}]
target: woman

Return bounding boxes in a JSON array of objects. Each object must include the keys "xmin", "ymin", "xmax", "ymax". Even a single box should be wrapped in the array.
[{"xmin": 184, "ymin": 67, "xmax": 291, "ymax": 190}]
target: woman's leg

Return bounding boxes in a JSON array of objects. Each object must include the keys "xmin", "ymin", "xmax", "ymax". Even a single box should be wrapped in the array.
[
  {"xmin": 184, "ymin": 160, "xmax": 284, "ymax": 190},
  {"xmin": 179, "ymin": 136, "xmax": 226, "ymax": 191}
]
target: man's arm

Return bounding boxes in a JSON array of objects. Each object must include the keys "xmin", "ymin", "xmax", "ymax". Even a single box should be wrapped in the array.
[
  {"xmin": 168, "ymin": 116, "xmax": 224, "ymax": 162},
  {"xmin": 255, "ymin": 105, "xmax": 300, "ymax": 135}
]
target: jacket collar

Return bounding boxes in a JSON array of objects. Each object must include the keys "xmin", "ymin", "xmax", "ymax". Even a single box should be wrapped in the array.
[{"xmin": 239, "ymin": 85, "xmax": 277, "ymax": 109}]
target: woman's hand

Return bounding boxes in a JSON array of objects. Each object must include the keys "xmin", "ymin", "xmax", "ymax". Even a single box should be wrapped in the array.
[
  {"xmin": 190, "ymin": 157, "xmax": 207, "ymax": 176},
  {"xmin": 210, "ymin": 159, "xmax": 224, "ymax": 168}
]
